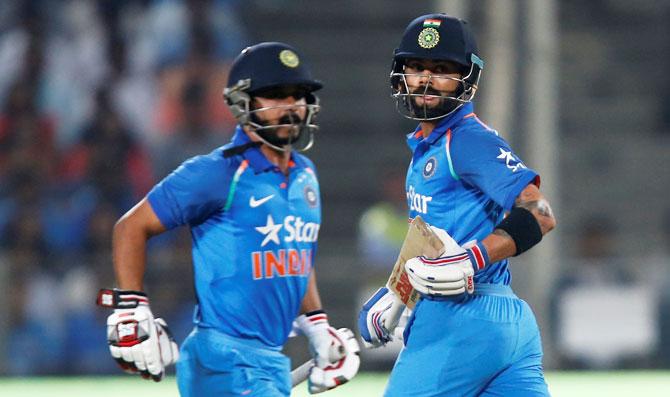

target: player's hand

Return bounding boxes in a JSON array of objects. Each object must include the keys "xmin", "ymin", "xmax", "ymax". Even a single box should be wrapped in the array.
[
  {"xmin": 96, "ymin": 288, "xmax": 179, "ymax": 381},
  {"xmin": 405, "ymin": 253, "xmax": 475, "ymax": 296},
  {"xmin": 404, "ymin": 229, "xmax": 489, "ymax": 297},
  {"xmin": 296, "ymin": 311, "xmax": 342, "ymax": 368},
  {"xmin": 357, "ymin": 287, "xmax": 405, "ymax": 348},
  {"xmin": 307, "ymin": 328, "xmax": 360, "ymax": 394},
  {"xmin": 296, "ymin": 312, "xmax": 360, "ymax": 393}
]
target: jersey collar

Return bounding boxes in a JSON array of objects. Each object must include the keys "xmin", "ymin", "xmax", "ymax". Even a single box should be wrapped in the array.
[
  {"xmin": 228, "ymin": 126, "xmax": 307, "ymax": 173},
  {"xmin": 406, "ymin": 102, "xmax": 474, "ymax": 150}
]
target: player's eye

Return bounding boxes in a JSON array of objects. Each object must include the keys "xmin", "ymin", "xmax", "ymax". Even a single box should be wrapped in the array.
[
  {"xmin": 407, "ymin": 63, "xmax": 425, "ymax": 72},
  {"xmin": 256, "ymin": 86, "xmax": 307, "ymax": 100}
]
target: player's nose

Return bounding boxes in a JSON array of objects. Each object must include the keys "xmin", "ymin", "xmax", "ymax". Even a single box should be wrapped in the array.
[{"xmin": 416, "ymin": 71, "xmax": 432, "ymax": 86}]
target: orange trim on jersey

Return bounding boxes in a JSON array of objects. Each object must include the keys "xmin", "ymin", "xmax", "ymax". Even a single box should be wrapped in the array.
[
  {"xmin": 414, "ymin": 130, "xmax": 423, "ymax": 138},
  {"xmin": 223, "ymin": 160, "xmax": 250, "ymax": 211},
  {"xmin": 465, "ymin": 113, "xmax": 495, "ymax": 132}
]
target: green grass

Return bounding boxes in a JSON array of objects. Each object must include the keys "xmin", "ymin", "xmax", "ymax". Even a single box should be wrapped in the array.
[{"xmin": 0, "ymin": 371, "xmax": 669, "ymax": 396}]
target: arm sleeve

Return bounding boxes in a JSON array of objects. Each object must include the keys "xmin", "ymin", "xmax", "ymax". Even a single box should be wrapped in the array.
[
  {"xmin": 451, "ymin": 128, "xmax": 540, "ymax": 211},
  {"xmin": 147, "ymin": 154, "xmax": 232, "ymax": 229}
]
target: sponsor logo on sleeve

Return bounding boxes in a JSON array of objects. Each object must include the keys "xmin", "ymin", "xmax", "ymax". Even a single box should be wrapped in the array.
[{"xmin": 497, "ymin": 148, "xmax": 527, "ymax": 172}]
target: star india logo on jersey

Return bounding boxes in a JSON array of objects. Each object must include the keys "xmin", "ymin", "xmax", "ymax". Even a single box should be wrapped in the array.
[
  {"xmin": 497, "ymin": 147, "xmax": 527, "ymax": 172},
  {"xmin": 251, "ymin": 215, "xmax": 320, "ymax": 280},
  {"xmin": 407, "ymin": 185, "xmax": 432, "ymax": 214}
]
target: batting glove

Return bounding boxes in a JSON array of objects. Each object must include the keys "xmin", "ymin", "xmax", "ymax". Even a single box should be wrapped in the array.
[
  {"xmin": 405, "ymin": 241, "xmax": 489, "ymax": 297},
  {"xmin": 296, "ymin": 311, "xmax": 360, "ymax": 393},
  {"xmin": 357, "ymin": 287, "xmax": 405, "ymax": 348},
  {"xmin": 96, "ymin": 288, "xmax": 179, "ymax": 381},
  {"xmin": 307, "ymin": 328, "xmax": 360, "ymax": 394}
]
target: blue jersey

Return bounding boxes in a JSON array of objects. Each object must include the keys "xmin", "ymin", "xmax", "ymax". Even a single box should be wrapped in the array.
[
  {"xmin": 405, "ymin": 103, "xmax": 539, "ymax": 285},
  {"xmin": 147, "ymin": 126, "xmax": 321, "ymax": 347}
]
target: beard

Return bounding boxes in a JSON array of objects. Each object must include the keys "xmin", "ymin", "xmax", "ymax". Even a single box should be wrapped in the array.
[
  {"xmin": 407, "ymin": 85, "xmax": 461, "ymax": 120},
  {"xmin": 253, "ymin": 112, "xmax": 305, "ymax": 147}
]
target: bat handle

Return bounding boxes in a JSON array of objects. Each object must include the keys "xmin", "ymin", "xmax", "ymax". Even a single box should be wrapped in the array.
[
  {"xmin": 291, "ymin": 359, "xmax": 314, "ymax": 387},
  {"xmin": 291, "ymin": 339, "xmax": 346, "ymax": 388}
]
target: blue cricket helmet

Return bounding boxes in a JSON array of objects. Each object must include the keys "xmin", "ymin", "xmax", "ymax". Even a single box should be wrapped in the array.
[
  {"xmin": 223, "ymin": 42, "xmax": 322, "ymax": 153},
  {"xmin": 393, "ymin": 13, "xmax": 480, "ymax": 68},
  {"xmin": 390, "ymin": 14, "xmax": 485, "ymax": 121},
  {"xmin": 226, "ymin": 42, "xmax": 322, "ymax": 94}
]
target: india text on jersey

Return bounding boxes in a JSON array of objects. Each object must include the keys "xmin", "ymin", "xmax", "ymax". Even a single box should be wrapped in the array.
[{"xmin": 251, "ymin": 249, "xmax": 313, "ymax": 279}]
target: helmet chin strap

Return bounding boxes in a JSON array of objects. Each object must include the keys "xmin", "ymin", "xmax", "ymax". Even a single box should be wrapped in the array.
[
  {"xmin": 246, "ymin": 108, "xmax": 316, "ymax": 152},
  {"xmin": 223, "ymin": 81, "xmax": 320, "ymax": 153},
  {"xmin": 392, "ymin": 75, "xmax": 468, "ymax": 121},
  {"xmin": 246, "ymin": 124, "xmax": 299, "ymax": 152}
]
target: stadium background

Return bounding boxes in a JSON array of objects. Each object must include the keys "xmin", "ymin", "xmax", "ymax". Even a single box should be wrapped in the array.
[{"xmin": 0, "ymin": 0, "xmax": 669, "ymax": 395}]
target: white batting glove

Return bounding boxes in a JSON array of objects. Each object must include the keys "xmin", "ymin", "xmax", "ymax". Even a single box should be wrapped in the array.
[
  {"xmin": 296, "ymin": 311, "xmax": 341, "ymax": 368},
  {"xmin": 307, "ymin": 328, "xmax": 360, "ymax": 394},
  {"xmin": 296, "ymin": 311, "xmax": 360, "ymax": 393},
  {"xmin": 97, "ymin": 289, "xmax": 179, "ymax": 381},
  {"xmin": 357, "ymin": 287, "xmax": 405, "ymax": 348},
  {"xmin": 405, "ymin": 233, "xmax": 489, "ymax": 297}
]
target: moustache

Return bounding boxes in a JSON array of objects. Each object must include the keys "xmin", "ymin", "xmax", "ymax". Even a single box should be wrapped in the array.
[
  {"xmin": 410, "ymin": 86, "xmax": 443, "ymax": 97},
  {"xmin": 278, "ymin": 112, "xmax": 304, "ymax": 125}
]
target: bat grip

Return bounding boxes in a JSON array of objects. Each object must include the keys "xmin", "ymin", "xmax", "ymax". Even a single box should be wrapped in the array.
[
  {"xmin": 291, "ymin": 359, "xmax": 313, "ymax": 387},
  {"xmin": 291, "ymin": 335, "xmax": 347, "ymax": 388}
]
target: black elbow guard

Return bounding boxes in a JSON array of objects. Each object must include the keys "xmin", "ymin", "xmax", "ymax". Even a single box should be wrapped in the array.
[{"xmin": 495, "ymin": 207, "xmax": 543, "ymax": 256}]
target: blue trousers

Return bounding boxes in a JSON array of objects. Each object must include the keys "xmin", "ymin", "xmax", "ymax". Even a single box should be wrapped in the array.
[
  {"xmin": 384, "ymin": 284, "xmax": 550, "ymax": 397},
  {"xmin": 176, "ymin": 327, "xmax": 291, "ymax": 397}
]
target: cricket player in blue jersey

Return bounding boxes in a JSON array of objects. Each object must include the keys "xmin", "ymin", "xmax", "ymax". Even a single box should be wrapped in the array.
[
  {"xmin": 96, "ymin": 42, "xmax": 360, "ymax": 396},
  {"xmin": 358, "ymin": 14, "xmax": 557, "ymax": 396}
]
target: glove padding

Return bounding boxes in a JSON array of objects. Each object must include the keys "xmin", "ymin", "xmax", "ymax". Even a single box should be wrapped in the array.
[
  {"xmin": 307, "ymin": 328, "xmax": 360, "ymax": 394},
  {"xmin": 295, "ymin": 311, "xmax": 360, "ymax": 393},
  {"xmin": 357, "ymin": 287, "xmax": 405, "ymax": 348},
  {"xmin": 405, "ymin": 253, "xmax": 475, "ymax": 296},
  {"xmin": 97, "ymin": 289, "xmax": 179, "ymax": 381},
  {"xmin": 404, "ymin": 226, "xmax": 488, "ymax": 297}
]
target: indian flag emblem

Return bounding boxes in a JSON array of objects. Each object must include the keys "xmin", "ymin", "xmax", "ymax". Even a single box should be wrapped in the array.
[
  {"xmin": 423, "ymin": 19, "xmax": 442, "ymax": 28},
  {"xmin": 418, "ymin": 27, "xmax": 440, "ymax": 49}
]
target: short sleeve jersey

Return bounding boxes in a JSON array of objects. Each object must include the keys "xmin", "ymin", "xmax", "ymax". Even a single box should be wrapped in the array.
[
  {"xmin": 405, "ymin": 103, "xmax": 539, "ymax": 285},
  {"xmin": 147, "ymin": 126, "xmax": 321, "ymax": 347}
]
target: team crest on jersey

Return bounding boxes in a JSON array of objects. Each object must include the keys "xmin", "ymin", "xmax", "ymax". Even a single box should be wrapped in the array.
[
  {"xmin": 304, "ymin": 185, "xmax": 318, "ymax": 208},
  {"xmin": 423, "ymin": 157, "xmax": 437, "ymax": 178}
]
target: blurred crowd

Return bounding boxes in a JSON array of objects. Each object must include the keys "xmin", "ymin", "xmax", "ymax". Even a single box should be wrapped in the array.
[
  {"xmin": 1, "ymin": 0, "xmax": 670, "ymax": 378},
  {"xmin": 0, "ymin": 0, "xmax": 248, "ymax": 375}
]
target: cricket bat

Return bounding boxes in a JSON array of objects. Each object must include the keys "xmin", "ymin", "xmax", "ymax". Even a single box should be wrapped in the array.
[{"xmin": 383, "ymin": 216, "xmax": 446, "ymax": 327}]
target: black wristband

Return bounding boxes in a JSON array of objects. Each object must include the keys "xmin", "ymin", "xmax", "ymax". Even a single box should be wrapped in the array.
[
  {"xmin": 304, "ymin": 309, "xmax": 326, "ymax": 317},
  {"xmin": 495, "ymin": 207, "xmax": 543, "ymax": 256},
  {"xmin": 96, "ymin": 288, "xmax": 148, "ymax": 309}
]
